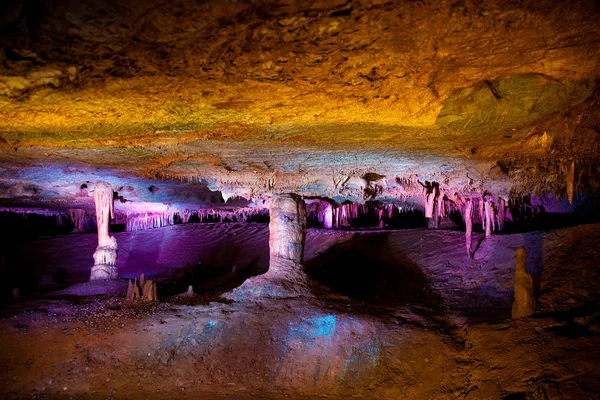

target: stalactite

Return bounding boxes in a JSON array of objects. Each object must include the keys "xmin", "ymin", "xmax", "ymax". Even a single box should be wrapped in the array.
[
  {"xmin": 479, "ymin": 197, "xmax": 486, "ymax": 231},
  {"xmin": 465, "ymin": 198, "xmax": 473, "ymax": 259},
  {"xmin": 497, "ymin": 198, "xmax": 506, "ymax": 232},
  {"xmin": 126, "ymin": 212, "xmax": 175, "ymax": 231},
  {"xmin": 124, "ymin": 207, "xmax": 270, "ymax": 232},
  {"xmin": 567, "ymin": 160, "xmax": 575, "ymax": 205},
  {"xmin": 424, "ymin": 184, "xmax": 437, "ymax": 219},
  {"xmin": 421, "ymin": 182, "xmax": 440, "ymax": 228},
  {"xmin": 484, "ymin": 197, "xmax": 494, "ymax": 238}
]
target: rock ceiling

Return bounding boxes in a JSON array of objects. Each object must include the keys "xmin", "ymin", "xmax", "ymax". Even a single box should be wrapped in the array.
[{"xmin": 0, "ymin": 0, "xmax": 599, "ymax": 207}]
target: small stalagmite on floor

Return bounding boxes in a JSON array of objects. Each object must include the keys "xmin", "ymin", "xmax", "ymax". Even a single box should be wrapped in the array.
[
  {"xmin": 511, "ymin": 247, "xmax": 536, "ymax": 318},
  {"xmin": 126, "ymin": 273, "xmax": 157, "ymax": 302}
]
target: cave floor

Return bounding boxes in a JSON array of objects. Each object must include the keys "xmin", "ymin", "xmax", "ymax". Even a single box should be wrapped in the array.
[{"xmin": 1, "ymin": 224, "xmax": 599, "ymax": 399}]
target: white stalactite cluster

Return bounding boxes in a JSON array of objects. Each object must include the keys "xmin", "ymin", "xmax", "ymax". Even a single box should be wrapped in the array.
[
  {"xmin": 124, "ymin": 207, "xmax": 270, "ymax": 232},
  {"xmin": 90, "ymin": 181, "xmax": 118, "ymax": 280}
]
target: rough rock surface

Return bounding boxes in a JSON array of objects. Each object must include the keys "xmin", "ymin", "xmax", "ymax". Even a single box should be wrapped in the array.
[
  {"xmin": 0, "ymin": 0, "xmax": 598, "ymax": 204},
  {"xmin": 1, "ymin": 223, "xmax": 599, "ymax": 399}
]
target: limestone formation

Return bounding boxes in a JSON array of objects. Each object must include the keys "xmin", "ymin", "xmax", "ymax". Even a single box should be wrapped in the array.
[
  {"xmin": 266, "ymin": 194, "xmax": 307, "ymax": 281},
  {"xmin": 68, "ymin": 209, "xmax": 86, "ymax": 232},
  {"xmin": 142, "ymin": 280, "xmax": 158, "ymax": 302},
  {"xmin": 511, "ymin": 247, "xmax": 536, "ymax": 318},
  {"xmin": 497, "ymin": 199, "xmax": 506, "ymax": 232},
  {"xmin": 424, "ymin": 182, "xmax": 439, "ymax": 229},
  {"xmin": 484, "ymin": 198, "xmax": 494, "ymax": 238},
  {"xmin": 567, "ymin": 160, "xmax": 576, "ymax": 205},
  {"xmin": 465, "ymin": 198, "xmax": 473, "ymax": 259},
  {"xmin": 90, "ymin": 182, "xmax": 118, "ymax": 280},
  {"xmin": 125, "ymin": 275, "xmax": 157, "ymax": 302}
]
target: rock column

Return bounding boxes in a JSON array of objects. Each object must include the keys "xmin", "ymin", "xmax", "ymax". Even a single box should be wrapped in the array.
[
  {"xmin": 90, "ymin": 181, "xmax": 118, "ymax": 280},
  {"xmin": 266, "ymin": 194, "xmax": 307, "ymax": 282},
  {"xmin": 511, "ymin": 247, "xmax": 536, "ymax": 318}
]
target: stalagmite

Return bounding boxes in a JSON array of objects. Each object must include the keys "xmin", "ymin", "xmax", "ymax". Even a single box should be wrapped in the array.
[
  {"xmin": 90, "ymin": 182, "xmax": 118, "ymax": 280},
  {"xmin": 142, "ymin": 280, "xmax": 157, "ymax": 302},
  {"xmin": 465, "ymin": 198, "xmax": 473, "ymax": 259},
  {"xmin": 567, "ymin": 160, "xmax": 575, "ymax": 205},
  {"xmin": 511, "ymin": 247, "xmax": 536, "ymax": 318},
  {"xmin": 126, "ymin": 275, "xmax": 156, "ymax": 301}
]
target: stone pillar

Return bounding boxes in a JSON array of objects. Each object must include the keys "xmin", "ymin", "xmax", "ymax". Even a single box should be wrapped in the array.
[
  {"xmin": 90, "ymin": 181, "xmax": 118, "ymax": 280},
  {"xmin": 511, "ymin": 247, "xmax": 536, "ymax": 318},
  {"xmin": 266, "ymin": 194, "xmax": 307, "ymax": 282}
]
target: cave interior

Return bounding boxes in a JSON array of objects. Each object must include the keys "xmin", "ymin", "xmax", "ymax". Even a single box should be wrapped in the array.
[{"xmin": 0, "ymin": 0, "xmax": 600, "ymax": 399}]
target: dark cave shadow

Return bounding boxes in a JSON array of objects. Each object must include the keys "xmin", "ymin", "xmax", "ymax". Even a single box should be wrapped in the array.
[
  {"xmin": 159, "ymin": 241, "xmax": 268, "ymax": 303},
  {"xmin": 303, "ymin": 233, "xmax": 464, "ymax": 341}
]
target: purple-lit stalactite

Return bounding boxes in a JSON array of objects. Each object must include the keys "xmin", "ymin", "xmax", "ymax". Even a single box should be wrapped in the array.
[
  {"xmin": 90, "ymin": 182, "xmax": 118, "ymax": 280},
  {"xmin": 68, "ymin": 209, "xmax": 86, "ymax": 232},
  {"xmin": 424, "ymin": 182, "xmax": 439, "ymax": 229},
  {"xmin": 465, "ymin": 198, "xmax": 473, "ymax": 259},
  {"xmin": 124, "ymin": 207, "xmax": 269, "ymax": 231},
  {"xmin": 323, "ymin": 204, "xmax": 333, "ymax": 229},
  {"xmin": 484, "ymin": 196, "xmax": 495, "ymax": 238},
  {"xmin": 497, "ymin": 198, "xmax": 506, "ymax": 232},
  {"xmin": 265, "ymin": 194, "xmax": 307, "ymax": 282}
]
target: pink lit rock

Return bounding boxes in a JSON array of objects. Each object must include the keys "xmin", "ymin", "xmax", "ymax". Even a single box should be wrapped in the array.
[
  {"xmin": 90, "ymin": 181, "xmax": 118, "ymax": 280},
  {"xmin": 484, "ymin": 197, "xmax": 494, "ymax": 238},
  {"xmin": 323, "ymin": 204, "xmax": 333, "ymax": 229},
  {"xmin": 465, "ymin": 198, "xmax": 473, "ymax": 259}
]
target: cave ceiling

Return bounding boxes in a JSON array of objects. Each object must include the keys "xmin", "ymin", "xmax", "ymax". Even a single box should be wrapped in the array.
[{"xmin": 0, "ymin": 0, "xmax": 599, "ymax": 206}]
